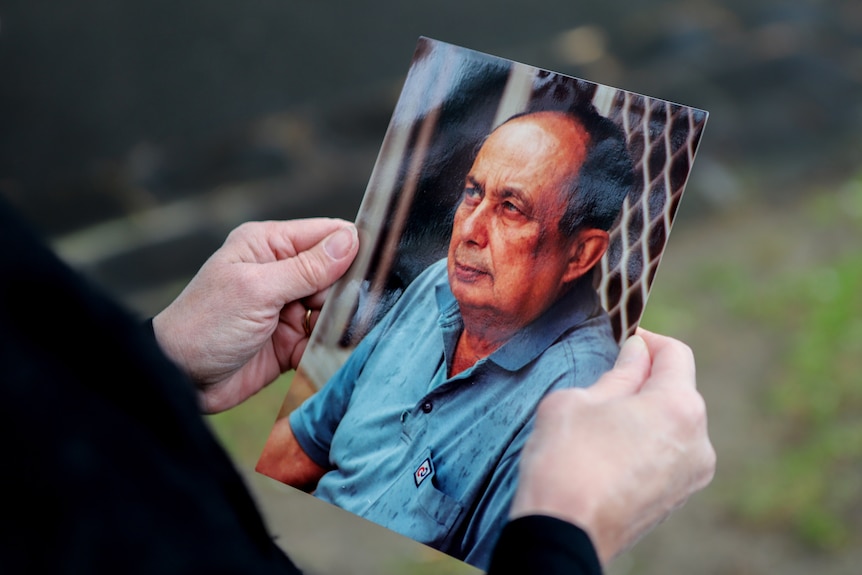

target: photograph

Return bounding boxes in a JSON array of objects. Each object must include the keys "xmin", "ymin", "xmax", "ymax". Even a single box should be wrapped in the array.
[{"xmin": 256, "ymin": 36, "xmax": 708, "ymax": 571}]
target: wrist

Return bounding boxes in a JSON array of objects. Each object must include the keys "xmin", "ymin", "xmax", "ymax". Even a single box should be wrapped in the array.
[
  {"xmin": 489, "ymin": 515, "xmax": 603, "ymax": 574},
  {"xmin": 151, "ymin": 311, "xmax": 193, "ymax": 377},
  {"xmin": 510, "ymin": 489, "xmax": 612, "ymax": 565}
]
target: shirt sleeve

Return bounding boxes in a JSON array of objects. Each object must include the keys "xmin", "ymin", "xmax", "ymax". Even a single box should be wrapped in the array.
[
  {"xmin": 486, "ymin": 515, "xmax": 603, "ymax": 575},
  {"xmin": 288, "ymin": 337, "xmax": 369, "ymax": 468},
  {"xmin": 288, "ymin": 294, "xmax": 406, "ymax": 468}
]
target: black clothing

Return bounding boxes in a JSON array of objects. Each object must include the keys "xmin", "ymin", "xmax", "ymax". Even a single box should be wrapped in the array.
[
  {"xmin": 488, "ymin": 516, "xmax": 602, "ymax": 575},
  {"xmin": 0, "ymin": 198, "xmax": 600, "ymax": 574},
  {"xmin": 0, "ymin": 200, "xmax": 299, "ymax": 574}
]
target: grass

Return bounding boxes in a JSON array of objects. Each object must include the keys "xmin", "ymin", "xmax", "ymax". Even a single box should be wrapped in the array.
[
  {"xmin": 731, "ymin": 246, "xmax": 862, "ymax": 549},
  {"xmin": 677, "ymin": 174, "xmax": 862, "ymax": 550},
  {"xmin": 206, "ymin": 371, "xmax": 293, "ymax": 467}
]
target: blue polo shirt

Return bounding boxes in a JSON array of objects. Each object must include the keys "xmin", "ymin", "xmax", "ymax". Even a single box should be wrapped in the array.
[{"xmin": 289, "ymin": 259, "xmax": 618, "ymax": 570}]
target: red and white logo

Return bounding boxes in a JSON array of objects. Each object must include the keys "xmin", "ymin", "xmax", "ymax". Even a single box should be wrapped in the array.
[{"xmin": 414, "ymin": 458, "xmax": 433, "ymax": 487}]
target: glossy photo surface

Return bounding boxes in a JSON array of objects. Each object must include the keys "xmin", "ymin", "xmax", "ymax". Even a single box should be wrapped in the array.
[{"xmin": 257, "ymin": 37, "xmax": 708, "ymax": 570}]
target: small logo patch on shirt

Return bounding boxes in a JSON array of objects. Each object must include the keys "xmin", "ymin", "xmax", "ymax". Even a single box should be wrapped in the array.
[{"xmin": 414, "ymin": 457, "xmax": 434, "ymax": 487}]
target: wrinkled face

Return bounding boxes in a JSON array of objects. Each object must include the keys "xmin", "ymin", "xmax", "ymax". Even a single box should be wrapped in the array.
[{"xmin": 447, "ymin": 114, "xmax": 590, "ymax": 331}]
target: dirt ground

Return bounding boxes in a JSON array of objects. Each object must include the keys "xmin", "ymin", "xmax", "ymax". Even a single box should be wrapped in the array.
[{"xmin": 239, "ymin": 194, "xmax": 862, "ymax": 575}]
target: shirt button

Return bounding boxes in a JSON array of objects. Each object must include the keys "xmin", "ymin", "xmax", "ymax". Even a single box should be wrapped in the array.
[{"xmin": 421, "ymin": 401, "xmax": 433, "ymax": 414}]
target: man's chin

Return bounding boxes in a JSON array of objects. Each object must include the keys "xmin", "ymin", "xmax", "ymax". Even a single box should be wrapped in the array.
[{"xmin": 449, "ymin": 281, "xmax": 492, "ymax": 312}]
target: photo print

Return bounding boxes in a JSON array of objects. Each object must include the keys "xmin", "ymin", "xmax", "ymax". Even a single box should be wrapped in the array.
[{"xmin": 257, "ymin": 36, "xmax": 708, "ymax": 570}]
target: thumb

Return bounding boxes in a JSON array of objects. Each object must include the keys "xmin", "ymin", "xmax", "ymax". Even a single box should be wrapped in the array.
[
  {"xmin": 587, "ymin": 334, "xmax": 651, "ymax": 402},
  {"xmin": 273, "ymin": 224, "xmax": 359, "ymax": 303}
]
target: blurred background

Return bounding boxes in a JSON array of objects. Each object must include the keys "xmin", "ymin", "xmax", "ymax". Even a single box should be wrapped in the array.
[{"xmin": 2, "ymin": 0, "xmax": 861, "ymax": 573}]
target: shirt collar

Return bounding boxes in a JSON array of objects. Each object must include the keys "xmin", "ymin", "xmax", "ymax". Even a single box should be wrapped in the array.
[{"xmin": 434, "ymin": 265, "xmax": 604, "ymax": 372}]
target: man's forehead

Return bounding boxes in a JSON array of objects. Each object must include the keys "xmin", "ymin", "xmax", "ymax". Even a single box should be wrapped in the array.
[
  {"xmin": 479, "ymin": 113, "xmax": 589, "ymax": 167},
  {"xmin": 471, "ymin": 113, "xmax": 589, "ymax": 186}
]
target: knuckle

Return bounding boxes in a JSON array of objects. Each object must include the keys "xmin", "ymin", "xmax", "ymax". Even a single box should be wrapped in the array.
[
  {"xmin": 292, "ymin": 250, "xmax": 329, "ymax": 290},
  {"xmin": 228, "ymin": 221, "xmax": 254, "ymax": 241},
  {"xmin": 704, "ymin": 443, "xmax": 717, "ymax": 478},
  {"xmin": 687, "ymin": 391, "xmax": 709, "ymax": 424},
  {"xmin": 667, "ymin": 388, "xmax": 707, "ymax": 427},
  {"xmin": 694, "ymin": 442, "xmax": 718, "ymax": 491},
  {"xmin": 677, "ymin": 340, "xmax": 695, "ymax": 362},
  {"xmin": 226, "ymin": 221, "xmax": 268, "ymax": 247},
  {"xmin": 668, "ymin": 391, "xmax": 716, "ymax": 487}
]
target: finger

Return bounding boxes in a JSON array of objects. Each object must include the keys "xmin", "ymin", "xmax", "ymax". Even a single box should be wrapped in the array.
[
  {"xmin": 271, "ymin": 224, "xmax": 359, "ymax": 304},
  {"xmin": 587, "ymin": 334, "xmax": 651, "ymax": 402},
  {"xmin": 637, "ymin": 328, "xmax": 696, "ymax": 392},
  {"xmin": 221, "ymin": 219, "xmax": 352, "ymax": 264},
  {"xmin": 275, "ymin": 303, "xmax": 316, "ymax": 369},
  {"xmin": 270, "ymin": 218, "xmax": 356, "ymax": 256},
  {"xmin": 300, "ymin": 287, "xmax": 329, "ymax": 312},
  {"xmin": 280, "ymin": 301, "xmax": 317, "ymax": 334}
]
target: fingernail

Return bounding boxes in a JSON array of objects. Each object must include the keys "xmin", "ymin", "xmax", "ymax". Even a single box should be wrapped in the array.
[
  {"xmin": 324, "ymin": 226, "xmax": 357, "ymax": 260},
  {"xmin": 615, "ymin": 334, "xmax": 647, "ymax": 367}
]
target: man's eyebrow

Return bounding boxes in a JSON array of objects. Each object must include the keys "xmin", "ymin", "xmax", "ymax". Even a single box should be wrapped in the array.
[{"xmin": 465, "ymin": 174, "xmax": 483, "ymax": 191}]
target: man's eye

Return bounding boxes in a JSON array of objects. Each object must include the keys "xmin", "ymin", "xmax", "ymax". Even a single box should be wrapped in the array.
[
  {"xmin": 463, "ymin": 186, "xmax": 481, "ymax": 201},
  {"xmin": 502, "ymin": 201, "xmax": 522, "ymax": 214}
]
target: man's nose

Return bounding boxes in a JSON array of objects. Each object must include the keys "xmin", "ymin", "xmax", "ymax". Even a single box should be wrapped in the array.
[{"xmin": 459, "ymin": 202, "xmax": 490, "ymax": 247}]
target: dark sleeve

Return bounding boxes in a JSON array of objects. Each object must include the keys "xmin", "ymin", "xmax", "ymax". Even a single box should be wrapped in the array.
[
  {"xmin": 0, "ymin": 198, "xmax": 300, "ymax": 575},
  {"xmin": 144, "ymin": 315, "xmax": 157, "ymax": 338},
  {"xmin": 487, "ymin": 515, "xmax": 603, "ymax": 575}
]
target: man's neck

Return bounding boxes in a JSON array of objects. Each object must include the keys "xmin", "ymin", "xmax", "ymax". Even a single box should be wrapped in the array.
[
  {"xmin": 448, "ymin": 279, "xmax": 584, "ymax": 377},
  {"xmin": 449, "ymin": 321, "xmax": 515, "ymax": 378}
]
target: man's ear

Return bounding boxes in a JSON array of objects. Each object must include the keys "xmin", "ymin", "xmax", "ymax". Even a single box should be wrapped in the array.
[{"xmin": 563, "ymin": 229, "xmax": 609, "ymax": 284}]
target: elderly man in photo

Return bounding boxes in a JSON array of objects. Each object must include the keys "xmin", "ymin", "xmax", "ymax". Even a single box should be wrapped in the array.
[{"xmin": 257, "ymin": 108, "xmax": 635, "ymax": 569}]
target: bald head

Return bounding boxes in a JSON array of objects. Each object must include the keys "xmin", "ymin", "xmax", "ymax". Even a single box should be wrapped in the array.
[{"xmin": 492, "ymin": 111, "xmax": 592, "ymax": 186}]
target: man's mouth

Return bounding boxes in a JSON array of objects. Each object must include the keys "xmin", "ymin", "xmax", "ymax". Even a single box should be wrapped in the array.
[{"xmin": 453, "ymin": 259, "xmax": 491, "ymax": 282}]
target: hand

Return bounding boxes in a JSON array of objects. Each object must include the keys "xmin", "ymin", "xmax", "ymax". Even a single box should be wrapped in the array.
[
  {"xmin": 510, "ymin": 329, "xmax": 716, "ymax": 565},
  {"xmin": 152, "ymin": 219, "xmax": 359, "ymax": 413}
]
